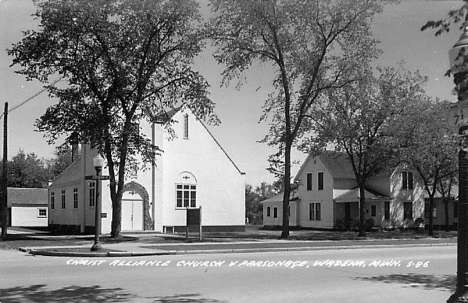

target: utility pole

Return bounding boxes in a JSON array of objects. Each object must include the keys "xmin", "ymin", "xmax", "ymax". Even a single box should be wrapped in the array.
[
  {"xmin": 448, "ymin": 26, "xmax": 468, "ymax": 303},
  {"xmin": 0, "ymin": 102, "xmax": 8, "ymax": 240}
]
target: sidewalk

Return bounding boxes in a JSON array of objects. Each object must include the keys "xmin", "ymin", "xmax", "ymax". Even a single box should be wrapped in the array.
[{"xmin": 18, "ymin": 233, "xmax": 457, "ymax": 257}]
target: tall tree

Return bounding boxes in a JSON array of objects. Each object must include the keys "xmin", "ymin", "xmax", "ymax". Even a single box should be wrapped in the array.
[
  {"xmin": 208, "ymin": 0, "xmax": 386, "ymax": 238},
  {"xmin": 8, "ymin": 0, "xmax": 217, "ymax": 238},
  {"xmin": 245, "ymin": 184, "xmax": 260, "ymax": 225},
  {"xmin": 6, "ymin": 149, "xmax": 49, "ymax": 188},
  {"xmin": 403, "ymin": 100, "xmax": 458, "ymax": 236},
  {"xmin": 301, "ymin": 65, "xmax": 428, "ymax": 236}
]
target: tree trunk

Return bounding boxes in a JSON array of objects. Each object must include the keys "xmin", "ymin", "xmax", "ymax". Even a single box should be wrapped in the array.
[
  {"xmin": 358, "ymin": 185, "xmax": 366, "ymax": 237},
  {"xmin": 428, "ymin": 195, "xmax": 434, "ymax": 237},
  {"xmin": 444, "ymin": 198, "xmax": 450, "ymax": 232},
  {"xmin": 104, "ymin": 137, "xmax": 123, "ymax": 239},
  {"xmin": 111, "ymin": 197, "xmax": 122, "ymax": 238},
  {"xmin": 280, "ymin": 143, "xmax": 291, "ymax": 239}
]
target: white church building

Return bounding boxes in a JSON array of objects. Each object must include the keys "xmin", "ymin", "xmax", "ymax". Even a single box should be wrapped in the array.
[{"xmin": 48, "ymin": 106, "xmax": 246, "ymax": 234}]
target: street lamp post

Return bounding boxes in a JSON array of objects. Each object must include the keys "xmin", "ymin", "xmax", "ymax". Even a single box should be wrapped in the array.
[
  {"xmin": 90, "ymin": 154, "xmax": 105, "ymax": 252},
  {"xmin": 449, "ymin": 26, "xmax": 468, "ymax": 303}
]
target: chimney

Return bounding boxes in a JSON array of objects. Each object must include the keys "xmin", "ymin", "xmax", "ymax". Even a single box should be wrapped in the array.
[{"xmin": 69, "ymin": 132, "xmax": 79, "ymax": 162}]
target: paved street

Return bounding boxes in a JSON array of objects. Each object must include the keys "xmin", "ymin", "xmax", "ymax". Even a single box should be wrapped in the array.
[{"xmin": 0, "ymin": 245, "xmax": 456, "ymax": 302}]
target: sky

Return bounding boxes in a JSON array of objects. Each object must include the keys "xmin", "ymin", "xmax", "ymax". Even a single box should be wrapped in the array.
[{"xmin": 0, "ymin": 0, "xmax": 464, "ymax": 187}]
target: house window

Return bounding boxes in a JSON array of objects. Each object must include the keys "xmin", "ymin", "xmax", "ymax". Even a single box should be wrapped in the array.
[
  {"xmin": 404, "ymin": 202, "xmax": 413, "ymax": 219},
  {"xmin": 61, "ymin": 190, "xmax": 66, "ymax": 209},
  {"xmin": 73, "ymin": 188, "xmax": 78, "ymax": 209},
  {"xmin": 38, "ymin": 209, "xmax": 47, "ymax": 218},
  {"xmin": 309, "ymin": 202, "xmax": 321, "ymax": 221},
  {"xmin": 50, "ymin": 192, "xmax": 55, "ymax": 210},
  {"xmin": 273, "ymin": 207, "xmax": 278, "ymax": 218},
  {"xmin": 183, "ymin": 114, "xmax": 189, "ymax": 139},
  {"xmin": 176, "ymin": 184, "xmax": 196, "ymax": 208},
  {"xmin": 371, "ymin": 205, "xmax": 376, "ymax": 217},
  {"xmin": 402, "ymin": 171, "xmax": 414, "ymax": 190},
  {"xmin": 267, "ymin": 206, "xmax": 271, "ymax": 217},
  {"xmin": 306, "ymin": 173, "xmax": 312, "ymax": 191},
  {"xmin": 455, "ymin": 202, "xmax": 458, "ymax": 218},
  {"xmin": 89, "ymin": 182, "xmax": 95, "ymax": 207},
  {"xmin": 384, "ymin": 202, "xmax": 390, "ymax": 220},
  {"xmin": 318, "ymin": 172, "xmax": 324, "ymax": 190},
  {"xmin": 316, "ymin": 203, "xmax": 321, "ymax": 220}
]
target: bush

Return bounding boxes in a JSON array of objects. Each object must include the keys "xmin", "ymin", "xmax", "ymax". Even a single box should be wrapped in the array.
[
  {"xmin": 364, "ymin": 218, "xmax": 375, "ymax": 231},
  {"xmin": 415, "ymin": 217, "xmax": 425, "ymax": 228},
  {"xmin": 334, "ymin": 219, "xmax": 346, "ymax": 230}
]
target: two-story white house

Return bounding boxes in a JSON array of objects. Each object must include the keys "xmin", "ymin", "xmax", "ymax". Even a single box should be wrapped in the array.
[
  {"xmin": 262, "ymin": 151, "xmax": 427, "ymax": 230},
  {"xmin": 48, "ymin": 106, "xmax": 246, "ymax": 234}
]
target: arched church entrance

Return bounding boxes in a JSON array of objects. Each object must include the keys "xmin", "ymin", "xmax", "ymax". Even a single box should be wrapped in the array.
[{"xmin": 121, "ymin": 181, "xmax": 153, "ymax": 231}]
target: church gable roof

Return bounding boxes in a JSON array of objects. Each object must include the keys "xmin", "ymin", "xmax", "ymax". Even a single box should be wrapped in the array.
[{"xmin": 49, "ymin": 158, "xmax": 82, "ymax": 188}]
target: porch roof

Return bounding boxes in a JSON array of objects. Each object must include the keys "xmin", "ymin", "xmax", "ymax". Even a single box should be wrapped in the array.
[
  {"xmin": 334, "ymin": 188, "xmax": 389, "ymax": 203},
  {"xmin": 259, "ymin": 192, "xmax": 299, "ymax": 204}
]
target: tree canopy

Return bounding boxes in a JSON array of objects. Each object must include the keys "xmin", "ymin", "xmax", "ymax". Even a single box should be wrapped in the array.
[
  {"xmin": 402, "ymin": 99, "xmax": 458, "ymax": 235},
  {"xmin": 208, "ymin": 0, "xmax": 389, "ymax": 238},
  {"xmin": 8, "ymin": 0, "xmax": 217, "ymax": 238},
  {"xmin": 301, "ymin": 65, "xmax": 429, "ymax": 236},
  {"xmin": 4, "ymin": 149, "xmax": 49, "ymax": 188}
]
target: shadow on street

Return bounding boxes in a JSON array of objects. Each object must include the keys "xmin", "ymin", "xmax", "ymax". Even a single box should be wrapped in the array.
[
  {"xmin": 355, "ymin": 273, "xmax": 456, "ymax": 291},
  {"xmin": 0, "ymin": 284, "xmax": 228, "ymax": 303},
  {"xmin": 0, "ymin": 284, "xmax": 132, "ymax": 302}
]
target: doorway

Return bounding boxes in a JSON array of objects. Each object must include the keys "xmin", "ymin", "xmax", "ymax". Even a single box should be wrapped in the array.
[{"xmin": 122, "ymin": 198, "xmax": 143, "ymax": 231}]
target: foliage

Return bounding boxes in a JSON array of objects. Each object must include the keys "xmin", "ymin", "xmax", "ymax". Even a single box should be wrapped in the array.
[
  {"xmin": 245, "ymin": 182, "xmax": 280, "ymax": 225},
  {"xmin": 421, "ymin": 1, "xmax": 468, "ymax": 37},
  {"xmin": 301, "ymin": 65, "xmax": 429, "ymax": 236},
  {"xmin": 46, "ymin": 143, "xmax": 75, "ymax": 179},
  {"xmin": 0, "ymin": 146, "xmax": 75, "ymax": 189},
  {"xmin": 421, "ymin": 0, "xmax": 468, "ymax": 92},
  {"xmin": 8, "ymin": 0, "xmax": 217, "ymax": 238},
  {"xmin": 208, "ymin": 0, "xmax": 389, "ymax": 238},
  {"xmin": 3, "ymin": 149, "xmax": 49, "ymax": 188},
  {"xmin": 402, "ymin": 99, "xmax": 458, "ymax": 236},
  {"xmin": 245, "ymin": 184, "xmax": 262, "ymax": 225}
]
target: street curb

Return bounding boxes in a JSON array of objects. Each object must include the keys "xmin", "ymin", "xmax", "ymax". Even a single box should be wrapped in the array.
[
  {"xmin": 20, "ymin": 247, "xmax": 176, "ymax": 257},
  {"xmin": 167, "ymin": 242, "xmax": 457, "ymax": 255},
  {"xmin": 17, "ymin": 242, "xmax": 456, "ymax": 257}
]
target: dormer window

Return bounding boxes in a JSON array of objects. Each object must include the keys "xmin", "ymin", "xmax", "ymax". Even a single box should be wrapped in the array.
[
  {"xmin": 183, "ymin": 114, "xmax": 189, "ymax": 139},
  {"xmin": 306, "ymin": 173, "xmax": 312, "ymax": 191},
  {"xmin": 402, "ymin": 171, "xmax": 413, "ymax": 190}
]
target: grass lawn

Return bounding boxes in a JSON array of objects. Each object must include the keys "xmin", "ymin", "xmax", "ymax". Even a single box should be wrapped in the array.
[{"xmin": 0, "ymin": 225, "xmax": 457, "ymax": 250}]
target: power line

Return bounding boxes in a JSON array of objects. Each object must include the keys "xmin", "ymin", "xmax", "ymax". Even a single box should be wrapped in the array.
[{"xmin": 0, "ymin": 76, "xmax": 64, "ymax": 119}]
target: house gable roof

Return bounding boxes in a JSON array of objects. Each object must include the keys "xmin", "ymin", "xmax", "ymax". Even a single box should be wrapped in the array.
[
  {"xmin": 295, "ymin": 150, "xmax": 355, "ymax": 181},
  {"xmin": 259, "ymin": 192, "xmax": 298, "ymax": 204},
  {"xmin": 8, "ymin": 187, "xmax": 48, "ymax": 207},
  {"xmin": 319, "ymin": 151, "xmax": 356, "ymax": 179}
]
